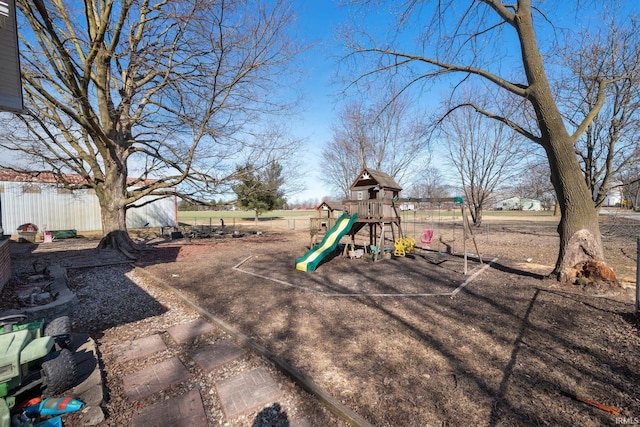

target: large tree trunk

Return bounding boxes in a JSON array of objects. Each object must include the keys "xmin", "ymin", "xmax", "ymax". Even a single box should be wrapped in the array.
[
  {"xmin": 543, "ymin": 136, "xmax": 615, "ymax": 283},
  {"xmin": 514, "ymin": 4, "xmax": 617, "ymax": 285},
  {"xmin": 95, "ymin": 162, "xmax": 138, "ymax": 259}
]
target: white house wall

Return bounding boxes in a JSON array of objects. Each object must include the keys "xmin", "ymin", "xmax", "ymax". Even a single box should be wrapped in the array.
[
  {"xmin": 496, "ymin": 196, "xmax": 543, "ymax": 211},
  {"xmin": 0, "ymin": 181, "xmax": 175, "ymax": 232}
]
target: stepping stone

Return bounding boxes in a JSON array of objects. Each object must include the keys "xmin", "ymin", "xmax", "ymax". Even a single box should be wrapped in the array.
[
  {"xmin": 131, "ymin": 389, "xmax": 207, "ymax": 427},
  {"xmin": 167, "ymin": 319, "xmax": 217, "ymax": 344},
  {"xmin": 123, "ymin": 357, "xmax": 190, "ymax": 400},
  {"xmin": 216, "ymin": 367, "xmax": 284, "ymax": 420},
  {"xmin": 119, "ymin": 334, "xmax": 167, "ymax": 362},
  {"xmin": 192, "ymin": 340, "xmax": 246, "ymax": 372}
]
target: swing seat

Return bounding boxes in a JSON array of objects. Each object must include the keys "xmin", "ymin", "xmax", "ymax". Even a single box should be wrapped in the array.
[
  {"xmin": 393, "ymin": 238, "xmax": 406, "ymax": 257},
  {"xmin": 420, "ymin": 229, "xmax": 434, "ymax": 249},
  {"xmin": 404, "ymin": 236, "xmax": 416, "ymax": 254}
]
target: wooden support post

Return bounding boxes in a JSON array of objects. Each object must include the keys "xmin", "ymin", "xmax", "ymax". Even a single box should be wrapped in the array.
[
  {"xmin": 369, "ymin": 223, "xmax": 374, "ymax": 247},
  {"xmin": 636, "ymin": 237, "xmax": 639, "ymax": 314},
  {"xmin": 376, "ymin": 222, "xmax": 385, "ymax": 262},
  {"xmin": 463, "ymin": 205, "xmax": 467, "ymax": 275}
]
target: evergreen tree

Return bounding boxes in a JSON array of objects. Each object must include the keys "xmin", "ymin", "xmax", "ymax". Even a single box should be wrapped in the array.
[{"xmin": 232, "ymin": 162, "xmax": 286, "ymax": 222}]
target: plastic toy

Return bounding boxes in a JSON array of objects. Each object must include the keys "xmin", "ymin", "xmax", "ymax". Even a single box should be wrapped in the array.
[
  {"xmin": 0, "ymin": 315, "xmax": 76, "ymax": 427},
  {"xmin": 420, "ymin": 229, "xmax": 434, "ymax": 249},
  {"xmin": 34, "ymin": 417, "xmax": 62, "ymax": 427},
  {"xmin": 404, "ymin": 237, "xmax": 416, "ymax": 254},
  {"xmin": 25, "ymin": 396, "xmax": 84, "ymax": 417},
  {"xmin": 393, "ymin": 238, "xmax": 406, "ymax": 257}
]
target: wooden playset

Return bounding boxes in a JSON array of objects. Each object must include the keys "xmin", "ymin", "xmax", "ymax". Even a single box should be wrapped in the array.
[{"xmin": 299, "ymin": 167, "xmax": 482, "ymax": 271}]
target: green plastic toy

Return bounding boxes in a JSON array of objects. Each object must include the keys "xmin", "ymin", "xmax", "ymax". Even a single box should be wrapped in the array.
[{"xmin": 0, "ymin": 315, "xmax": 76, "ymax": 427}]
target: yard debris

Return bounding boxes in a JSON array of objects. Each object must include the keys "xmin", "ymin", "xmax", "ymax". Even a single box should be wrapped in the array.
[
  {"xmin": 560, "ymin": 390, "xmax": 621, "ymax": 416},
  {"xmin": 15, "ymin": 278, "xmax": 56, "ymax": 307}
]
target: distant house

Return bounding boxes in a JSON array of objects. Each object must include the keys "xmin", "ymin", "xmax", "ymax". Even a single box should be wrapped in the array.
[
  {"xmin": 599, "ymin": 182, "xmax": 623, "ymax": 207},
  {"xmin": 496, "ymin": 196, "xmax": 543, "ymax": 211},
  {"xmin": 0, "ymin": 170, "xmax": 177, "ymax": 235},
  {"xmin": 399, "ymin": 202, "xmax": 415, "ymax": 211}
]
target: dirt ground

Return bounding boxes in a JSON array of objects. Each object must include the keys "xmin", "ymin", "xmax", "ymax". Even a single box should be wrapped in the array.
[
  {"xmin": 134, "ymin": 213, "xmax": 640, "ymax": 426},
  {"xmin": 3, "ymin": 212, "xmax": 640, "ymax": 426}
]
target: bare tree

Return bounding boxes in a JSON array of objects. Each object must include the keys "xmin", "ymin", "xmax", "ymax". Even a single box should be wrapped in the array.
[
  {"xmin": 407, "ymin": 166, "xmax": 451, "ymax": 199},
  {"xmin": 320, "ymin": 102, "xmax": 368, "ymax": 198},
  {"xmin": 442, "ymin": 104, "xmax": 523, "ymax": 226},
  {"xmin": 509, "ymin": 155, "xmax": 556, "ymax": 211},
  {"xmin": 559, "ymin": 18, "xmax": 640, "ymax": 208},
  {"xmin": 341, "ymin": 0, "xmax": 628, "ymax": 281},
  {"xmin": 1, "ymin": 0, "xmax": 302, "ymax": 255},
  {"xmin": 320, "ymin": 91, "xmax": 430, "ymax": 197},
  {"xmin": 619, "ymin": 160, "xmax": 640, "ymax": 209}
]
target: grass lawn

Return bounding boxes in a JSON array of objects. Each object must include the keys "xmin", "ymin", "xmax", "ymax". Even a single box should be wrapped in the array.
[
  {"xmin": 178, "ymin": 209, "xmax": 316, "ymax": 225},
  {"xmin": 178, "ymin": 208, "xmax": 557, "ymax": 227}
]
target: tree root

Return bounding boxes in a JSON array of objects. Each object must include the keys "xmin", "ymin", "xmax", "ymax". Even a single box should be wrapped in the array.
[{"xmin": 97, "ymin": 231, "xmax": 139, "ymax": 260}]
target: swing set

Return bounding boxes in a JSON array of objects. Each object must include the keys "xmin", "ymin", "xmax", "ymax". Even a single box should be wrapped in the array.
[{"xmin": 394, "ymin": 196, "xmax": 483, "ymax": 274}]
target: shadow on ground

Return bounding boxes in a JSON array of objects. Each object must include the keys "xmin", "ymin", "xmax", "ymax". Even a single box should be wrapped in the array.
[{"xmin": 140, "ymin": 231, "xmax": 640, "ymax": 426}]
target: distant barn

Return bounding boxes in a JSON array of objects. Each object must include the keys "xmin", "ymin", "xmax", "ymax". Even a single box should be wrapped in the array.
[{"xmin": 0, "ymin": 170, "xmax": 177, "ymax": 236}]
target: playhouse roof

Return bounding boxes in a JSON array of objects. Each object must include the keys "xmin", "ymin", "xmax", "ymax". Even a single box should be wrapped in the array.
[
  {"xmin": 349, "ymin": 168, "xmax": 401, "ymax": 191},
  {"xmin": 316, "ymin": 200, "xmax": 344, "ymax": 211}
]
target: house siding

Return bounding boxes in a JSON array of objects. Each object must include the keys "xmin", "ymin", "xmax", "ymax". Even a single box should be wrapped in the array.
[
  {"xmin": 496, "ymin": 197, "xmax": 542, "ymax": 211},
  {"xmin": 0, "ymin": 0, "xmax": 23, "ymax": 112}
]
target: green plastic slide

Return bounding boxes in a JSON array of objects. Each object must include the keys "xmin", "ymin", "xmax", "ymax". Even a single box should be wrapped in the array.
[{"xmin": 295, "ymin": 212, "xmax": 358, "ymax": 272}]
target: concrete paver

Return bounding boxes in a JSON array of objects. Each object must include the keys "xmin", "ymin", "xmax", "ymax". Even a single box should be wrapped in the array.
[
  {"xmin": 192, "ymin": 340, "xmax": 246, "ymax": 372},
  {"xmin": 167, "ymin": 318, "xmax": 217, "ymax": 344},
  {"xmin": 131, "ymin": 389, "xmax": 208, "ymax": 427},
  {"xmin": 69, "ymin": 334, "xmax": 105, "ymax": 425},
  {"xmin": 290, "ymin": 418, "xmax": 312, "ymax": 427},
  {"xmin": 119, "ymin": 334, "xmax": 167, "ymax": 362},
  {"xmin": 216, "ymin": 367, "xmax": 285, "ymax": 419},
  {"xmin": 123, "ymin": 357, "xmax": 190, "ymax": 400},
  {"xmin": 13, "ymin": 264, "xmax": 324, "ymax": 425}
]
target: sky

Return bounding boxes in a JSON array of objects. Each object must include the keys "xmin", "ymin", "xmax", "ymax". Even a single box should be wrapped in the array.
[
  {"xmin": 4, "ymin": 1, "xmax": 638, "ymax": 205},
  {"xmin": 283, "ymin": 0, "xmax": 640, "ymax": 205},
  {"xmin": 287, "ymin": 1, "xmax": 349, "ymax": 204}
]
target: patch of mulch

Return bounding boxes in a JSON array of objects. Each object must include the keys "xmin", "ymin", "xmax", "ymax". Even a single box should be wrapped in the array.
[
  {"xmin": 139, "ymin": 217, "xmax": 640, "ymax": 426},
  {"xmin": 2, "ymin": 216, "xmax": 639, "ymax": 426}
]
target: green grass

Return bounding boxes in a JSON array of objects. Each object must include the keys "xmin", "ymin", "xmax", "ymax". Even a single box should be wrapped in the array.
[
  {"xmin": 480, "ymin": 210, "xmax": 555, "ymax": 217},
  {"xmin": 399, "ymin": 209, "xmax": 555, "ymax": 219},
  {"xmin": 179, "ymin": 208, "xmax": 556, "ymax": 226},
  {"xmin": 178, "ymin": 209, "xmax": 315, "ymax": 224}
]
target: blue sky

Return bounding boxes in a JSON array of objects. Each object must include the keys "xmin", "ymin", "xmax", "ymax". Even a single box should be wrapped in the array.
[
  {"xmin": 285, "ymin": 0, "xmax": 640, "ymax": 204},
  {"xmin": 288, "ymin": 1, "xmax": 348, "ymax": 204},
  {"xmin": 5, "ymin": 1, "xmax": 637, "ymax": 205}
]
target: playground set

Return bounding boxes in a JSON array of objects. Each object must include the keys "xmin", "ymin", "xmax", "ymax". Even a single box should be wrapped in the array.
[{"xmin": 296, "ymin": 168, "xmax": 482, "ymax": 272}]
